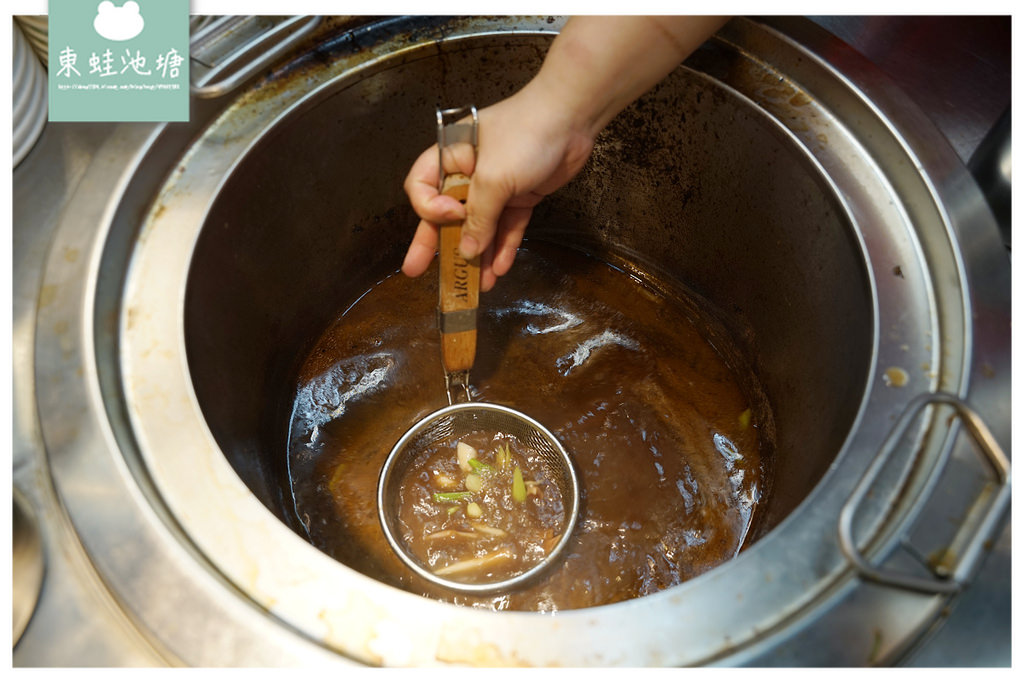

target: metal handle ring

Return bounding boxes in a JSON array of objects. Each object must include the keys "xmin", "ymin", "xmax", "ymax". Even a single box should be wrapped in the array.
[{"xmin": 838, "ymin": 391, "xmax": 1010, "ymax": 594}]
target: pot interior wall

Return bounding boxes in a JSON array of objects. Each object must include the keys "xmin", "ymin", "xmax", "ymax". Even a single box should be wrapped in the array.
[{"xmin": 184, "ymin": 32, "xmax": 872, "ymax": 555}]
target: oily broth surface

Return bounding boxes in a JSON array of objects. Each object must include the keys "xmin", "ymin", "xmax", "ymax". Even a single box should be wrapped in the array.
[{"xmin": 287, "ymin": 241, "xmax": 772, "ymax": 610}]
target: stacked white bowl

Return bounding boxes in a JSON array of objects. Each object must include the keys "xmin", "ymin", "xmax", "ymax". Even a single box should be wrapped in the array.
[
  {"xmin": 14, "ymin": 15, "xmax": 48, "ymax": 67},
  {"xmin": 13, "ymin": 19, "xmax": 48, "ymax": 168}
]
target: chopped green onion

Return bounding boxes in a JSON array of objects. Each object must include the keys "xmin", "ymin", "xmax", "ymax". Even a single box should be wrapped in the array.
[
  {"xmin": 327, "ymin": 463, "xmax": 347, "ymax": 496},
  {"xmin": 512, "ymin": 466, "xmax": 526, "ymax": 502},
  {"xmin": 469, "ymin": 458, "xmax": 493, "ymax": 472},
  {"xmin": 465, "ymin": 473, "xmax": 484, "ymax": 492},
  {"xmin": 433, "ymin": 491, "xmax": 472, "ymax": 503},
  {"xmin": 446, "ymin": 505, "xmax": 461, "ymax": 516},
  {"xmin": 496, "ymin": 443, "xmax": 511, "ymax": 470}
]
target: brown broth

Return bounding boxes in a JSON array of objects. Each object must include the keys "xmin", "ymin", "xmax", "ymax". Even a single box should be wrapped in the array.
[{"xmin": 287, "ymin": 240, "xmax": 773, "ymax": 610}]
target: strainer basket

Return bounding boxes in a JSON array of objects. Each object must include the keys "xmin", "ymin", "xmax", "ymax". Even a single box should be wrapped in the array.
[{"xmin": 377, "ymin": 402, "xmax": 580, "ymax": 594}]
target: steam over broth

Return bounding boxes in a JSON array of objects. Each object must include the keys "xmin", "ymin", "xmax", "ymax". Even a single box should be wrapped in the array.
[{"xmin": 287, "ymin": 241, "xmax": 773, "ymax": 610}]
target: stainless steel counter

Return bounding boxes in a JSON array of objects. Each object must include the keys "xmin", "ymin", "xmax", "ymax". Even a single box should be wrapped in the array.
[
  {"xmin": 11, "ymin": 15, "xmax": 1011, "ymax": 667},
  {"xmin": 811, "ymin": 16, "xmax": 1010, "ymax": 166}
]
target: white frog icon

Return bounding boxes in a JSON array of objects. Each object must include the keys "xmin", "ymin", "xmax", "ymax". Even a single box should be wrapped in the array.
[{"xmin": 93, "ymin": 1, "xmax": 145, "ymax": 41}]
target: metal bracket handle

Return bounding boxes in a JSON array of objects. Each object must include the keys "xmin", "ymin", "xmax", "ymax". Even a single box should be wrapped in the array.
[
  {"xmin": 443, "ymin": 370, "xmax": 472, "ymax": 406},
  {"xmin": 435, "ymin": 105, "xmax": 480, "ymax": 403},
  {"xmin": 190, "ymin": 15, "xmax": 322, "ymax": 99},
  {"xmin": 838, "ymin": 392, "xmax": 1011, "ymax": 594}
]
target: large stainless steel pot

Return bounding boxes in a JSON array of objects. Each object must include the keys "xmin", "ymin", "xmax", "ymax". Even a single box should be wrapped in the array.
[{"xmin": 23, "ymin": 16, "xmax": 1009, "ymax": 665}]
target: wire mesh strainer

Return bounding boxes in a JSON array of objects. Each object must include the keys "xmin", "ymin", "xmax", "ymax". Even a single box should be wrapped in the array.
[
  {"xmin": 376, "ymin": 106, "xmax": 579, "ymax": 593},
  {"xmin": 377, "ymin": 402, "xmax": 580, "ymax": 593}
]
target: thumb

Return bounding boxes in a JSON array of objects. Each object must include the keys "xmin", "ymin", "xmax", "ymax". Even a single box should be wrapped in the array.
[{"xmin": 459, "ymin": 174, "xmax": 511, "ymax": 261}]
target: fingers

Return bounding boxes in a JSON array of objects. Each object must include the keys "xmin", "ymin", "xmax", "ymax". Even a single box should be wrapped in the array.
[
  {"xmin": 478, "ymin": 206, "xmax": 532, "ymax": 291},
  {"xmin": 401, "ymin": 218, "xmax": 439, "ymax": 278},
  {"xmin": 402, "ymin": 143, "xmax": 476, "ymax": 278},
  {"xmin": 479, "ymin": 242, "xmax": 498, "ymax": 292},
  {"xmin": 440, "ymin": 141, "xmax": 477, "ymax": 177},
  {"xmin": 404, "ymin": 102, "xmax": 545, "ymax": 288},
  {"xmin": 403, "ymin": 145, "xmax": 469, "ymax": 224},
  {"xmin": 405, "ymin": 203, "xmax": 530, "ymax": 288},
  {"xmin": 491, "ymin": 206, "xmax": 531, "ymax": 277},
  {"xmin": 460, "ymin": 172, "xmax": 512, "ymax": 261},
  {"xmin": 405, "ymin": 164, "xmax": 532, "ymax": 287}
]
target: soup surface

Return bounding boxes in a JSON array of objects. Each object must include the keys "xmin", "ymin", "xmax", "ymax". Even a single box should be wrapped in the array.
[{"xmin": 287, "ymin": 241, "xmax": 773, "ymax": 610}]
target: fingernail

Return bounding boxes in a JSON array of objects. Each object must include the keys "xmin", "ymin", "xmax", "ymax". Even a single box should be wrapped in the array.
[{"xmin": 459, "ymin": 234, "xmax": 479, "ymax": 260}]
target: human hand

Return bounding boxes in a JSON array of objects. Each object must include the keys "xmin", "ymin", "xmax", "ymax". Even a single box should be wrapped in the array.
[
  {"xmin": 402, "ymin": 16, "xmax": 727, "ymax": 291},
  {"xmin": 402, "ymin": 83, "xmax": 596, "ymax": 291}
]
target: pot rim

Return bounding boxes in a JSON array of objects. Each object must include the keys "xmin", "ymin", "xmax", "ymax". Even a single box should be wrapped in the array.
[{"xmin": 33, "ymin": 16, "xmax": 1010, "ymax": 666}]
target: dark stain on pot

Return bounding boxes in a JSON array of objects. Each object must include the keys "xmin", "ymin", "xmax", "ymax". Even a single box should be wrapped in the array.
[
  {"xmin": 287, "ymin": 241, "xmax": 775, "ymax": 611},
  {"xmin": 251, "ymin": 16, "xmax": 463, "ymax": 98}
]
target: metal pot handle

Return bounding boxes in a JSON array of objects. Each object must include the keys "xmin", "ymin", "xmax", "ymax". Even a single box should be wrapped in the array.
[
  {"xmin": 189, "ymin": 15, "xmax": 322, "ymax": 99},
  {"xmin": 837, "ymin": 392, "xmax": 1011, "ymax": 594}
]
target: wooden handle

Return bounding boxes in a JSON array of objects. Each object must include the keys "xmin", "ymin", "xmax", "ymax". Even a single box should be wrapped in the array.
[{"xmin": 438, "ymin": 172, "xmax": 479, "ymax": 373}]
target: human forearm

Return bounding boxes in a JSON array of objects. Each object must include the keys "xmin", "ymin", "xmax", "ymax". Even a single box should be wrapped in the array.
[
  {"xmin": 528, "ymin": 16, "xmax": 728, "ymax": 139},
  {"xmin": 402, "ymin": 15, "xmax": 729, "ymax": 288}
]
